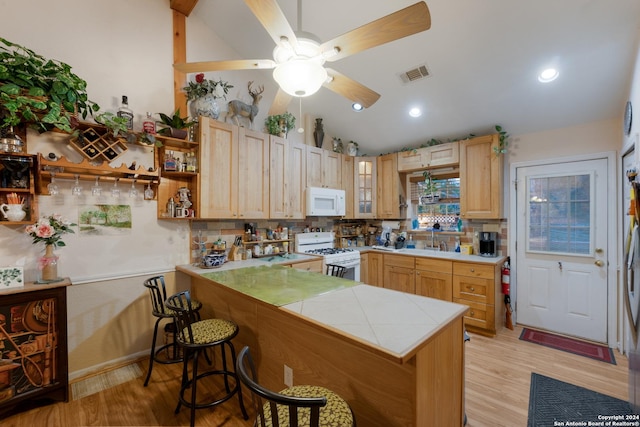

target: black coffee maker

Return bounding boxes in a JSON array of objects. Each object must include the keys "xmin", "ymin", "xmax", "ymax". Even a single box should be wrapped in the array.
[{"xmin": 479, "ymin": 232, "xmax": 498, "ymax": 257}]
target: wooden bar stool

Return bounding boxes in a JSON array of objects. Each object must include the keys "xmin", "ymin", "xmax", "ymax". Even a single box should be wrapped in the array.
[
  {"xmin": 236, "ymin": 346, "xmax": 355, "ymax": 427},
  {"xmin": 166, "ymin": 290, "xmax": 248, "ymax": 427},
  {"xmin": 142, "ymin": 275, "xmax": 203, "ymax": 387}
]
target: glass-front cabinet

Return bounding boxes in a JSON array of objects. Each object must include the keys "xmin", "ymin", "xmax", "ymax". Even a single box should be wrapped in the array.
[{"xmin": 354, "ymin": 157, "xmax": 376, "ymax": 218}]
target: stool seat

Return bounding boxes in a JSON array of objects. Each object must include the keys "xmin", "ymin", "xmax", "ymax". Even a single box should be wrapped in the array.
[
  {"xmin": 179, "ymin": 318, "xmax": 237, "ymax": 346},
  {"xmin": 265, "ymin": 385, "xmax": 354, "ymax": 427}
]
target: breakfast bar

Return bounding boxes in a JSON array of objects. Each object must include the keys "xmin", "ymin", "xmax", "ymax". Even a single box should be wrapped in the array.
[{"xmin": 177, "ymin": 263, "xmax": 468, "ymax": 427}]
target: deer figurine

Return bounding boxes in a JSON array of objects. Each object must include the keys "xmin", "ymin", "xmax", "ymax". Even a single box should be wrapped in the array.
[{"xmin": 226, "ymin": 82, "xmax": 264, "ymax": 129}]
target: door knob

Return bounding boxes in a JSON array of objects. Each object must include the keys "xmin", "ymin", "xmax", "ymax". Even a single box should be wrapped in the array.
[
  {"xmin": 594, "ymin": 260, "xmax": 604, "ymax": 267},
  {"xmin": 595, "ymin": 248, "xmax": 604, "ymax": 253}
]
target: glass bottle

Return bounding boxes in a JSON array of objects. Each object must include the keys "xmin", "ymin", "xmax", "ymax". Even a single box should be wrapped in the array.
[
  {"xmin": 117, "ymin": 95, "xmax": 134, "ymax": 130},
  {"xmin": 142, "ymin": 112, "xmax": 156, "ymax": 134}
]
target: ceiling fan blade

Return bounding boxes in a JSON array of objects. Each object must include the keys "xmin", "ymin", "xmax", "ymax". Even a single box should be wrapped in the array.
[
  {"xmin": 320, "ymin": 1, "xmax": 431, "ymax": 62},
  {"xmin": 174, "ymin": 59, "xmax": 276, "ymax": 73},
  {"xmin": 268, "ymin": 88, "xmax": 293, "ymax": 116},
  {"xmin": 324, "ymin": 68, "xmax": 381, "ymax": 108},
  {"xmin": 244, "ymin": 0, "xmax": 299, "ymax": 51}
]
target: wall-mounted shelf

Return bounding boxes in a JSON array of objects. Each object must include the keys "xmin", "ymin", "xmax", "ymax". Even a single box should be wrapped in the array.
[
  {"xmin": 36, "ymin": 154, "xmax": 160, "ymax": 196},
  {"xmin": 0, "ymin": 153, "xmax": 38, "ymax": 224}
]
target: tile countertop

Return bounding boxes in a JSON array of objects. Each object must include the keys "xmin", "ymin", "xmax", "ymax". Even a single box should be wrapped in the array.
[
  {"xmin": 177, "ymin": 261, "xmax": 469, "ymax": 361},
  {"xmin": 355, "ymin": 246, "xmax": 507, "ymax": 264}
]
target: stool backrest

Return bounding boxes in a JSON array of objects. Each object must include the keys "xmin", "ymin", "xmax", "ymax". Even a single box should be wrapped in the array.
[
  {"xmin": 326, "ymin": 264, "xmax": 347, "ymax": 278},
  {"xmin": 165, "ymin": 290, "xmax": 199, "ymax": 345},
  {"xmin": 143, "ymin": 276, "xmax": 169, "ymax": 316},
  {"xmin": 236, "ymin": 346, "xmax": 326, "ymax": 427}
]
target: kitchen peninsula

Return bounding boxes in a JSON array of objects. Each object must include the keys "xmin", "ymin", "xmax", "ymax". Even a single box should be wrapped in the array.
[{"xmin": 177, "ymin": 262, "xmax": 468, "ymax": 427}]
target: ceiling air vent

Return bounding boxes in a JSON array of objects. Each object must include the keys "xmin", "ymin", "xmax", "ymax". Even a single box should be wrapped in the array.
[{"xmin": 399, "ymin": 64, "xmax": 430, "ymax": 84}]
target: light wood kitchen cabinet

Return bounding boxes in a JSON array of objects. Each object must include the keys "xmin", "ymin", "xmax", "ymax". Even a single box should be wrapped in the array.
[
  {"xmin": 377, "ymin": 153, "xmax": 403, "ymax": 218},
  {"xmin": 360, "ymin": 252, "xmax": 369, "ymax": 284},
  {"xmin": 383, "ymin": 254, "xmax": 415, "ymax": 293},
  {"xmin": 415, "ymin": 258, "xmax": 453, "ymax": 301},
  {"xmin": 199, "ymin": 118, "xmax": 269, "ymax": 219},
  {"xmin": 397, "ymin": 141, "xmax": 460, "ymax": 172},
  {"xmin": 269, "ymin": 136, "xmax": 306, "ymax": 219},
  {"xmin": 354, "ymin": 157, "xmax": 376, "ymax": 219},
  {"xmin": 452, "ymin": 261, "xmax": 501, "ymax": 336},
  {"xmin": 306, "ymin": 146, "xmax": 342, "ymax": 189},
  {"xmin": 367, "ymin": 252, "xmax": 384, "ymax": 287},
  {"xmin": 342, "ymin": 155, "xmax": 354, "ymax": 219},
  {"xmin": 459, "ymin": 134, "xmax": 503, "ymax": 219}
]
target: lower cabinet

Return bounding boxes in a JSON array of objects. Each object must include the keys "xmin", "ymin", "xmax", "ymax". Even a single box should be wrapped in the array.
[
  {"xmin": 383, "ymin": 254, "xmax": 415, "ymax": 293},
  {"xmin": 368, "ymin": 253, "xmax": 384, "ymax": 287},
  {"xmin": 452, "ymin": 261, "xmax": 501, "ymax": 336},
  {"xmin": 415, "ymin": 258, "xmax": 453, "ymax": 301},
  {"xmin": 363, "ymin": 251, "xmax": 503, "ymax": 336},
  {"xmin": 0, "ymin": 281, "xmax": 69, "ymax": 417}
]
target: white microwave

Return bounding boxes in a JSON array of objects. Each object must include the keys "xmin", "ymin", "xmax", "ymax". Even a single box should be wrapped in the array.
[{"xmin": 306, "ymin": 187, "xmax": 346, "ymax": 216}]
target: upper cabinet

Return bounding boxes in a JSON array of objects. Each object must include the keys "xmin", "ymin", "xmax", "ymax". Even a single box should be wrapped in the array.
[
  {"xmin": 397, "ymin": 141, "xmax": 459, "ymax": 172},
  {"xmin": 270, "ymin": 136, "xmax": 306, "ymax": 219},
  {"xmin": 306, "ymin": 146, "xmax": 342, "ymax": 189},
  {"xmin": 1, "ymin": 153, "xmax": 38, "ymax": 224},
  {"xmin": 459, "ymin": 134, "xmax": 503, "ymax": 219},
  {"xmin": 199, "ymin": 118, "xmax": 269, "ymax": 219},
  {"xmin": 342, "ymin": 156, "xmax": 354, "ymax": 219},
  {"xmin": 354, "ymin": 157, "xmax": 377, "ymax": 219},
  {"xmin": 377, "ymin": 153, "xmax": 404, "ymax": 219}
]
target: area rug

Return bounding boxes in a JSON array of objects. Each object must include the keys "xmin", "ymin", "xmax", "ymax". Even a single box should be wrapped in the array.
[
  {"xmin": 520, "ymin": 328, "xmax": 616, "ymax": 364},
  {"xmin": 528, "ymin": 373, "xmax": 633, "ymax": 426},
  {"xmin": 71, "ymin": 363, "xmax": 142, "ymax": 400}
]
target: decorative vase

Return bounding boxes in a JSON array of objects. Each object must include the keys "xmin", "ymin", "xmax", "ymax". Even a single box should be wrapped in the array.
[
  {"xmin": 190, "ymin": 94, "xmax": 220, "ymax": 120},
  {"xmin": 347, "ymin": 142, "xmax": 358, "ymax": 156},
  {"xmin": 313, "ymin": 118, "xmax": 324, "ymax": 148},
  {"xmin": 278, "ymin": 119, "xmax": 288, "ymax": 138},
  {"xmin": 38, "ymin": 244, "xmax": 59, "ymax": 283}
]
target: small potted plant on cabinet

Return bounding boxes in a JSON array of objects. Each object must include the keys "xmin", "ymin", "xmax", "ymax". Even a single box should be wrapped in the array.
[
  {"xmin": 157, "ymin": 109, "xmax": 195, "ymax": 140},
  {"xmin": 265, "ymin": 112, "xmax": 295, "ymax": 137}
]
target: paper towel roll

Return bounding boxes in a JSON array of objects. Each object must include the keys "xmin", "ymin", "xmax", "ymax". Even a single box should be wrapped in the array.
[{"xmin": 381, "ymin": 221, "xmax": 401, "ymax": 230}]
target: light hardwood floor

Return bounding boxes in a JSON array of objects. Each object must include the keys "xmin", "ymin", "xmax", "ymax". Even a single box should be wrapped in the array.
[{"xmin": 1, "ymin": 325, "xmax": 629, "ymax": 426}]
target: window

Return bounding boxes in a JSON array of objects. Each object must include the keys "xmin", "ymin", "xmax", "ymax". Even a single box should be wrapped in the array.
[{"xmin": 414, "ymin": 177, "xmax": 460, "ymax": 230}]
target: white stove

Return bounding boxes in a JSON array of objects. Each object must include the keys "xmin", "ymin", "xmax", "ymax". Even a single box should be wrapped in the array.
[{"xmin": 295, "ymin": 232, "xmax": 361, "ymax": 280}]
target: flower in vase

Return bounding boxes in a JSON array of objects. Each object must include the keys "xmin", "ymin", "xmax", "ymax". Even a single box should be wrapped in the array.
[
  {"xmin": 25, "ymin": 214, "xmax": 76, "ymax": 247},
  {"xmin": 183, "ymin": 73, "xmax": 233, "ymax": 101}
]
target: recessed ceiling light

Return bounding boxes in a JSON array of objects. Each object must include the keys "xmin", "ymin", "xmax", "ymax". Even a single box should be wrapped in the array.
[
  {"xmin": 538, "ymin": 68, "xmax": 559, "ymax": 83},
  {"xmin": 352, "ymin": 103, "xmax": 363, "ymax": 111},
  {"xmin": 409, "ymin": 107, "xmax": 422, "ymax": 118}
]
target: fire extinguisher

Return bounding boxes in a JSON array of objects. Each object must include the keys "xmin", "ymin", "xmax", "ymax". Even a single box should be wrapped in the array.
[{"xmin": 501, "ymin": 257, "xmax": 511, "ymax": 295}]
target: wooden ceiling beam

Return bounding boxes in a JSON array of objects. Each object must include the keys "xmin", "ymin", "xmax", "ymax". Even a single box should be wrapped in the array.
[
  {"xmin": 173, "ymin": 10, "xmax": 188, "ymax": 114},
  {"xmin": 170, "ymin": 0, "xmax": 198, "ymax": 17}
]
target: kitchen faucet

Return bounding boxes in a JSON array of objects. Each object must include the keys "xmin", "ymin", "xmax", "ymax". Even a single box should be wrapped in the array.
[{"xmin": 439, "ymin": 241, "xmax": 448, "ymax": 252}]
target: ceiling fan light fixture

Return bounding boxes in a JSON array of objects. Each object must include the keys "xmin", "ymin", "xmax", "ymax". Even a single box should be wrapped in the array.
[
  {"xmin": 352, "ymin": 103, "xmax": 364, "ymax": 112},
  {"xmin": 538, "ymin": 68, "xmax": 559, "ymax": 83},
  {"xmin": 273, "ymin": 59, "xmax": 328, "ymax": 97}
]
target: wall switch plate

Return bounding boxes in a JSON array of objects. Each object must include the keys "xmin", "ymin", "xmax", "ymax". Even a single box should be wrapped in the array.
[{"xmin": 284, "ymin": 364, "xmax": 293, "ymax": 387}]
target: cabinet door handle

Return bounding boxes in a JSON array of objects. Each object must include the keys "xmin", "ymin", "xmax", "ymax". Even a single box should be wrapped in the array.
[
  {"xmin": 468, "ymin": 286, "xmax": 475, "ymax": 292},
  {"xmin": 470, "ymin": 268, "xmax": 475, "ymax": 272},
  {"xmin": 470, "ymin": 310, "xmax": 475, "ymax": 316}
]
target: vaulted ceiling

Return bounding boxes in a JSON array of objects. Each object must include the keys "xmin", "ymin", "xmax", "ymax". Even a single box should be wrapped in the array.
[{"xmin": 172, "ymin": 0, "xmax": 640, "ymax": 155}]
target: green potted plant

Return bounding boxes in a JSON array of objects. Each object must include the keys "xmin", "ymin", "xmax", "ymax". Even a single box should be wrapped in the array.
[
  {"xmin": 419, "ymin": 171, "xmax": 440, "ymax": 204},
  {"xmin": 157, "ymin": 109, "xmax": 195, "ymax": 139},
  {"xmin": 95, "ymin": 112, "xmax": 129, "ymax": 138},
  {"xmin": 0, "ymin": 37, "xmax": 99, "ymax": 133},
  {"xmin": 265, "ymin": 112, "xmax": 295, "ymax": 137}
]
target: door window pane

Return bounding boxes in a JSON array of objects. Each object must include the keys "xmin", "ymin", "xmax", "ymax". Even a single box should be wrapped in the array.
[{"xmin": 527, "ymin": 173, "xmax": 592, "ymax": 255}]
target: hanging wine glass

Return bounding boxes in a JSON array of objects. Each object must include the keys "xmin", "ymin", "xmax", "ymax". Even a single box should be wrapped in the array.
[
  {"xmin": 111, "ymin": 179, "xmax": 120, "ymax": 199},
  {"xmin": 92, "ymin": 177, "xmax": 102, "ymax": 196},
  {"xmin": 71, "ymin": 174, "xmax": 82, "ymax": 196},
  {"xmin": 129, "ymin": 180, "xmax": 139, "ymax": 198},
  {"xmin": 47, "ymin": 172, "xmax": 59, "ymax": 196},
  {"xmin": 144, "ymin": 182, "xmax": 154, "ymax": 200}
]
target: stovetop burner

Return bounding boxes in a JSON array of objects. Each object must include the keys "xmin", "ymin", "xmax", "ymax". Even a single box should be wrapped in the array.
[{"xmin": 305, "ymin": 248, "xmax": 356, "ymax": 255}]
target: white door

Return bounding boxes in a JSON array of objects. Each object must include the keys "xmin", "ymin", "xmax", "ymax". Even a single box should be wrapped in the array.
[{"xmin": 515, "ymin": 158, "xmax": 609, "ymax": 343}]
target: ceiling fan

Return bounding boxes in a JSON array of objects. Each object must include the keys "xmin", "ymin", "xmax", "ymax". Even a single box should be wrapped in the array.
[{"xmin": 174, "ymin": 0, "xmax": 431, "ymax": 115}]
